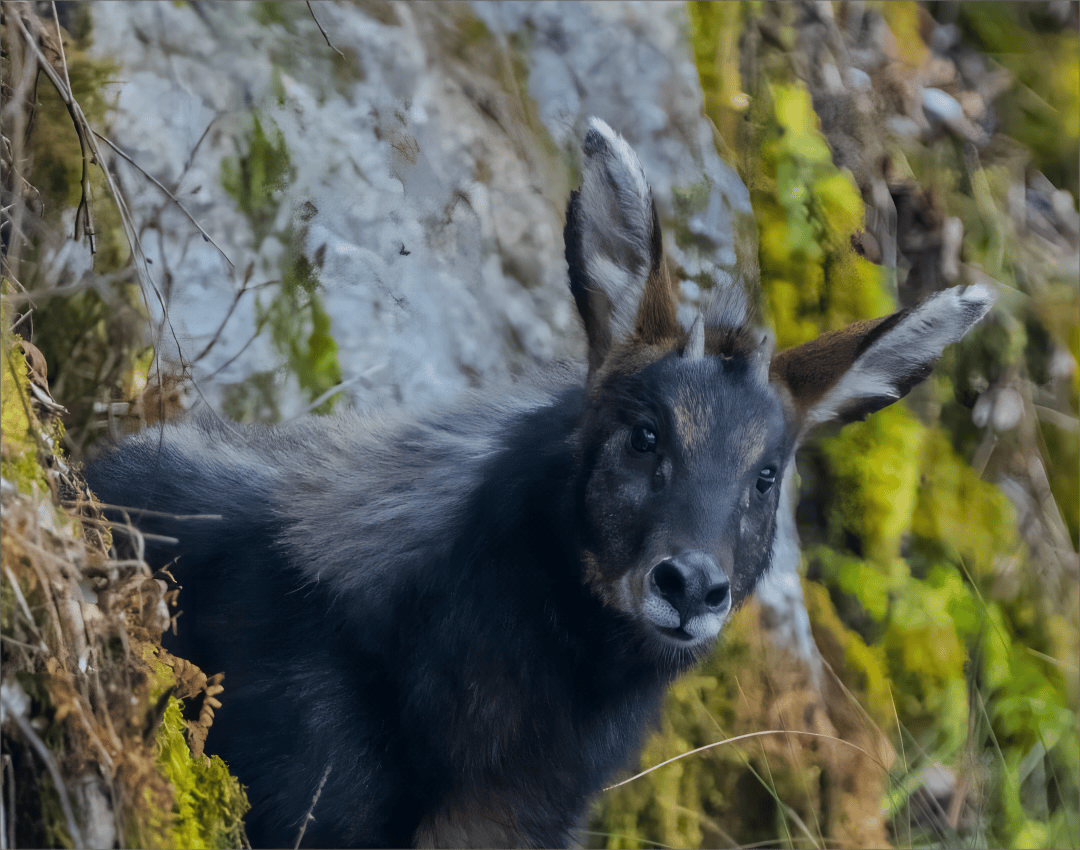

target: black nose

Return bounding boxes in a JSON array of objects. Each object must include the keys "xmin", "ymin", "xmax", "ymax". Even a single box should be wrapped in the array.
[{"xmin": 649, "ymin": 552, "xmax": 730, "ymax": 625}]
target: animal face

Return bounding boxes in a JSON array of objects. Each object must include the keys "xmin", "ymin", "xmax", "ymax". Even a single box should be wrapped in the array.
[
  {"xmin": 564, "ymin": 118, "xmax": 993, "ymax": 662},
  {"xmin": 578, "ymin": 349, "xmax": 791, "ymax": 656}
]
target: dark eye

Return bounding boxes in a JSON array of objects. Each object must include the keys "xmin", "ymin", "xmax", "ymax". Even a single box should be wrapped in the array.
[
  {"xmin": 630, "ymin": 424, "xmax": 658, "ymax": 453},
  {"xmin": 756, "ymin": 465, "xmax": 777, "ymax": 494}
]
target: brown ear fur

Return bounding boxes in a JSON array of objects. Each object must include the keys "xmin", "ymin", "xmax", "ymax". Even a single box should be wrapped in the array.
[
  {"xmin": 770, "ymin": 283, "xmax": 994, "ymax": 435},
  {"xmin": 632, "ymin": 202, "xmax": 680, "ymax": 346},
  {"xmin": 769, "ymin": 312, "xmax": 908, "ymax": 419}
]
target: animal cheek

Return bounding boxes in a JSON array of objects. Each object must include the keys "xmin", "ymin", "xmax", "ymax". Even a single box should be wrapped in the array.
[
  {"xmin": 585, "ymin": 462, "xmax": 650, "ymax": 528},
  {"xmin": 731, "ymin": 516, "xmax": 777, "ymax": 600},
  {"xmin": 651, "ymin": 457, "xmax": 671, "ymax": 492},
  {"xmin": 616, "ymin": 571, "xmax": 643, "ymax": 614}
]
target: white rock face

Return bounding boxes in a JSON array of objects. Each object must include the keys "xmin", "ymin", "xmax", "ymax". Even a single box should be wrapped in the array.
[
  {"xmin": 83, "ymin": 1, "xmax": 813, "ymax": 665},
  {"xmin": 85, "ymin": 0, "xmax": 752, "ymax": 418}
]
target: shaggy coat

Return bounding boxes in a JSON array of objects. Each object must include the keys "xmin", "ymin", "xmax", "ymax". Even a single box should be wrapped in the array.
[{"xmin": 87, "ymin": 119, "xmax": 992, "ymax": 848}]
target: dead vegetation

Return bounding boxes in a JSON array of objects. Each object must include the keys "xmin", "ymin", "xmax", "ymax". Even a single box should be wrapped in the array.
[{"xmin": 2, "ymin": 3, "xmax": 247, "ymax": 847}]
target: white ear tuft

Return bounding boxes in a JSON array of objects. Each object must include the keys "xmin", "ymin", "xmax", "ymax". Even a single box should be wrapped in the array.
[
  {"xmin": 576, "ymin": 118, "xmax": 655, "ymax": 342},
  {"xmin": 804, "ymin": 283, "xmax": 995, "ymax": 430}
]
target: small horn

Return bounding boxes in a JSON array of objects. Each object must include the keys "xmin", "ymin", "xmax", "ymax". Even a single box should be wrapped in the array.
[
  {"xmin": 749, "ymin": 331, "xmax": 774, "ymax": 385},
  {"xmin": 683, "ymin": 315, "xmax": 705, "ymax": 361}
]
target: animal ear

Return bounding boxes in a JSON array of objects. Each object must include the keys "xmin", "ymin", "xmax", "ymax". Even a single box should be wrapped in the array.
[
  {"xmin": 770, "ymin": 284, "xmax": 995, "ymax": 441},
  {"xmin": 564, "ymin": 118, "xmax": 679, "ymax": 373}
]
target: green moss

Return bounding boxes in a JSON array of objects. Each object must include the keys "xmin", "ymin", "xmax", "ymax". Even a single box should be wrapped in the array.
[
  {"xmin": 253, "ymin": 2, "xmax": 292, "ymax": 30},
  {"xmin": 133, "ymin": 646, "xmax": 249, "ymax": 848},
  {"xmin": 26, "ymin": 47, "xmax": 118, "ymax": 212},
  {"xmin": 256, "ymin": 244, "xmax": 344, "ymax": 416},
  {"xmin": 911, "ymin": 429, "xmax": 1020, "ymax": 574},
  {"xmin": 154, "ymin": 696, "xmax": 249, "ymax": 849},
  {"xmin": 675, "ymin": 7, "xmax": 1080, "ymax": 847},
  {"xmin": 219, "ymin": 369, "xmax": 284, "ymax": 423},
  {"xmin": 872, "ymin": 2, "xmax": 930, "ymax": 68},
  {"xmin": 37, "ymin": 771, "xmax": 76, "ymax": 850},
  {"xmin": 804, "ymin": 581, "xmax": 893, "ymax": 727},
  {"xmin": 220, "ymin": 115, "xmax": 293, "ymax": 249},
  {"xmin": 220, "ymin": 115, "xmax": 343, "ymax": 418},
  {"xmin": 748, "ymin": 82, "xmax": 895, "ymax": 347},
  {"xmin": 1, "ymin": 288, "xmax": 50, "ymax": 494},
  {"xmin": 448, "ymin": 9, "xmax": 494, "ymax": 60},
  {"xmin": 820, "ymin": 406, "xmax": 925, "ymax": 564},
  {"xmin": 687, "ymin": 2, "xmax": 750, "ymax": 158},
  {"xmin": 141, "ymin": 644, "xmax": 177, "ymax": 703},
  {"xmin": 1031, "ymin": 285, "xmax": 1080, "ymax": 549},
  {"xmin": 29, "ymin": 284, "xmax": 149, "ymax": 449}
]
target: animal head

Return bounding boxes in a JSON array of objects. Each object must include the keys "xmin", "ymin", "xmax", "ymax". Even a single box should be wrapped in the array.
[{"xmin": 564, "ymin": 118, "xmax": 992, "ymax": 664}]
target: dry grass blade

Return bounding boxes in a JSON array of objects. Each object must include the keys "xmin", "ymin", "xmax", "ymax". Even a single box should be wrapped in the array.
[
  {"xmin": 2, "ymin": 566, "xmax": 49, "ymax": 654},
  {"xmin": 1, "ymin": 695, "xmax": 85, "ymax": 849},
  {"xmin": 293, "ymin": 761, "xmax": 332, "ymax": 849},
  {"xmin": 2, "ymin": 753, "xmax": 15, "ymax": 850},
  {"xmin": 604, "ymin": 729, "xmax": 890, "ymax": 792}
]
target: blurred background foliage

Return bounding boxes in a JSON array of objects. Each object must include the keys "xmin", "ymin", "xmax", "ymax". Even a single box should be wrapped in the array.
[{"xmin": 593, "ymin": 3, "xmax": 1078, "ymax": 848}]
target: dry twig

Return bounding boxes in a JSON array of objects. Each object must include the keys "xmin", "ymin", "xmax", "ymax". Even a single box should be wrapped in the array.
[
  {"xmin": 92, "ymin": 130, "xmax": 235, "ymax": 269},
  {"xmin": 293, "ymin": 761, "xmax": 333, "ymax": 849},
  {"xmin": 306, "ymin": 1, "xmax": 344, "ymax": 58},
  {"xmin": 1, "ymin": 694, "xmax": 85, "ymax": 850}
]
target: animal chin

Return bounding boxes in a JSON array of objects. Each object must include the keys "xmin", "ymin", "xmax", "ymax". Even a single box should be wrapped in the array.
[
  {"xmin": 641, "ymin": 599, "xmax": 724, "ymax": 647},
  {"xmin": 682, "ymin": 611, "xmax": 726, "ymax": 644},
  {"xmin": 654, "ymin": 625, "xmax": 696, "ymax": 643}
]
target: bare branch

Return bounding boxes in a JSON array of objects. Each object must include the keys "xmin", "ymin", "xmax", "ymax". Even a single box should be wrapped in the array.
[
  {"xmin": 92, "ymin": 130, "xmax": 236, "ymax": 269},
  {"xmin": 1, "ymin": 695, "xmax": 85, "ymax": 850},
  {"xmin": 306, "ymin": 2, "xmax": 344, "ymax": 58}
]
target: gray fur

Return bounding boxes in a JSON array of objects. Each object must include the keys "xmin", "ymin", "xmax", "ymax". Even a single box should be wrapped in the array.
[{"xmin": 576, "ymin": 118, "xmax": 655, "ymax": 345}]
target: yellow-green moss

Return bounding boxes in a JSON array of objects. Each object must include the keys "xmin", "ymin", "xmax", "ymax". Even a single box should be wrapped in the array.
[
  {"xmin": 751, "ymin": 82, "xmax": 895, "ymax": 347},
  {"xmin": 155, "ymin": 697, "xmax": 249, "ymax": 850},
  {"xmin": 911, "ymin": 429, "xmax": 1020, "ymax": 574},
  {"xmin": 642, "ymin": 6, "xmax": 1080, "ymax": 848},
  {"xmin": 136, "ymin": 646, "xmax": 250, "ymax": 849},
  {"xmin": 820, "ymin": 406, "xmax": 925, "ymax": 564},
  {"xmin": 803, "ymin": 581, "xmax": 893, "ymax": 727},
  {"xmin": 956, "ymin": 3, "xmax": 1079, "ymax": 195},
  {"xmin": 27, "ymin": 46, "xmax": 118, "ymax": 213},
  {"xmin": 1, "ymin": 286, "xmax": 51, "ymax": 494}
]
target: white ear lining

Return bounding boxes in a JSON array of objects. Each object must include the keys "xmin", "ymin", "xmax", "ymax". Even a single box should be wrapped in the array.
[
  {"xmin": 751, "ymin": 331, "xmax": 773, "ymax": 386},
  {"xmin": 804, "ymin": 284, "xmax": 995, "ymax": 430},
  {"xmin": 576, "ymin": 118, "xmax": 656, "ymax": 347}
]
